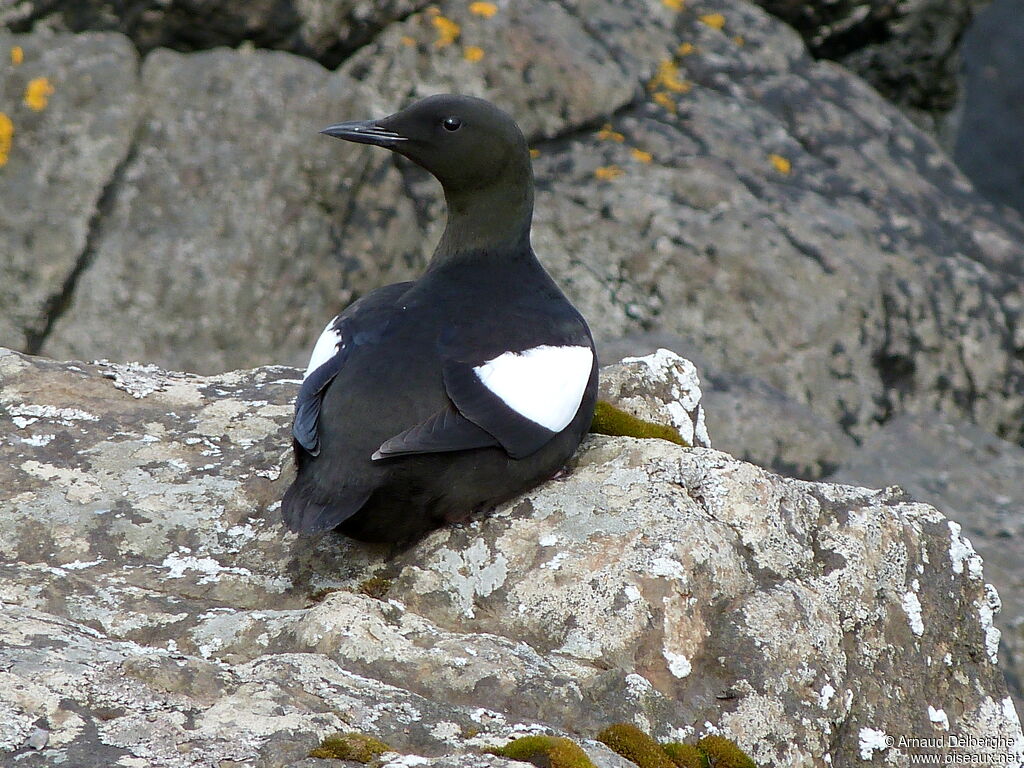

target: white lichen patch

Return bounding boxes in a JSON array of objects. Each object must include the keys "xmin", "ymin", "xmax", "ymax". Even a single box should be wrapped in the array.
[
  {"xmin": 161, "ymin": 550, "xmax": 253, "ymax": 584},
  {"xmin": 858, "ymin": 727, "xmax": 889, "ymax": 760},
  {"xmin": 818, "ymin": 683, "xmax": 835, "ymax": 709},
  {"xmin": 948, "ymin": 521, "xmax": 983, "ymax": 580},
  {"xmin": 19, "ymin": 460, "xmax": 103, "ymax": 503},
  {"xmin": 98, "ymin": 361, "xmax": 168, "ymax": 398},
  {"xmin": 976, "ymin": 583, "xmax": 1002, "ymax": 664},
  {"xmin": 432, "ymin": 539, "xmax": 508, "ymax": 618},
  {"xmin": 663, "ymin": 650, "xmax": 692, "ymax": 678},
  {"xmin": 7, "ymin": 404, "xmax": 99, "ymax": 424},
  {"xmin": 902, "ymin": 590, "xmax": 924, "ymax": 637},
  {"xmin": 928, "ymin": 706, "xmax": 949, "ymax": 731}
]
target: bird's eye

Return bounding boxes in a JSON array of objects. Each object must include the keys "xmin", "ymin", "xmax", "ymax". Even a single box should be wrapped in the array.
[{"xmin": 442, "ymin": 116, "xmax": 462, "ymax": 132}]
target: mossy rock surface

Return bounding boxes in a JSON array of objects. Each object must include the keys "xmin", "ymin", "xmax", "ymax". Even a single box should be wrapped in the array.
[
  {"xmin": 695, "ymin": 736, "xmax": 756, "ymax": 768},
  {"xmin": 662, "ymin": 742, "xmax": 708, "ymax": 768},
  {"xmin": 489, "ymin": 735, "xmax": 596, "ymax": 768},
  {"xmin": 597, "ymin": 724, "xmax": 675, "ymax": 768},
  {"xmin": 589, "ymin": 400, "xmax": 689, "ymax": 447},
  {"xmin": 309, "ymin": 732, "xmax": 393, "ymax": 762}
]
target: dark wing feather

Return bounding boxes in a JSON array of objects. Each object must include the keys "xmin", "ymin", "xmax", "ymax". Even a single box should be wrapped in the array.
[
  {"xmin": 372, "ymin": 401, "xmax": 499, "ymax": 460},
  {"xmin": 292, "ymin": 318, "xmax": 349, "ymax": 456}
]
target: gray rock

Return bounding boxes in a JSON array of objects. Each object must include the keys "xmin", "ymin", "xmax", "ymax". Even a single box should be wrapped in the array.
[
  {"xmin": 41, "ymin": 48, "xmax": 427, "ymax": 374},
  {"xmin": 954, "ymin": 0, "xmax": 1024, "ymax": 216},
  {"xmin": 832, "ymin": 413, "xmax": 1024, "ymax": 714},
  {"xmin": 0, "ymin": 31, "xmax": 139, "ymax": 353},
  {"xmin": 749, "ymin": 0, "xmax": 987, "ymax": 134},
  {"xmin": 0, "ymin": 346, "xmax": 1020, "ymax": 766}
]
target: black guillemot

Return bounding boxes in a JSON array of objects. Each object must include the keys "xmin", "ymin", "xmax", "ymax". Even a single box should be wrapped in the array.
[{"xmin": 281, "ymin": 94, "xmax": 598, "ymax": 544}]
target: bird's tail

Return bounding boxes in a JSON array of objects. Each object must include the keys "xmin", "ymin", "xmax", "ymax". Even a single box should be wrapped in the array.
[{"xmin": 281, "ymin": 480, "xmax": 371, "ymax": 534}]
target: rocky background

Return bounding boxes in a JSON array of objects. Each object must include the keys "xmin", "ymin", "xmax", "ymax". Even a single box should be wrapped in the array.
[{"xmin": 3, "ymin": 0, "xmax": 1024, "ymax": 764}]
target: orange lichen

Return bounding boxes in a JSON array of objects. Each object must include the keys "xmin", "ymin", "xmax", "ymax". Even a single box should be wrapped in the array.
[
  {"xmin": 648, "ymin": 59, "xmax": 691, "ymax": 94},
  {"xmin": 400, "ymin": 35, "xmax": 417, "ymax": 46},
  {"xmin": 463, "ymin": 45, "xmax": 485, "ymax": 62},
  {"xmin": 469, "ymin": 1, "xmax": 499, "ymax": 17},
  {"xmin": 597, "ymin": 123, "xmax": 625, "ymax": 142},
  {"xmin": 698, "ymin": 12, "xmax": 726, "ymax": 30},
  {"xmin": 652, "ymin": 91, "xmax": 677, "ymax": 113},
  {"xmin": 431, "ymin": 13, "xmax": 461, "ymax": 47},
  {"xmin": 529, "ymin": 148, "xmax": 540, "ymax": 159},
  {"xmin": 661, "ymin": 0, "xmax": 685, "ymax": 10},
  {"xmin": 11, "ymin": 45, "xmax": 24, "ymax": 65},
  {"xmin": 630, "ymin": 148, "xmax": 653, "ymax": 164},
  {"xmin": 733, "ymin": 35, "xmax": 745, "ymax": 46},
  {"xmin": 594, "ymin": 166, "xmax": 624, "ymax": 181},
  {"xmin": 677, "ymin": 42, "xmax": 696, "ymax": 56},
  {"xmin": 24, "ymin": 76, "xmax": 54, "ymax": 111},
  {"xmin": 768, "ymin": 153, "xmax": 791, "ymax": 175},
  {"xmin": 0, "ymin": 112, "xmax": 13, "ymax": 167}
]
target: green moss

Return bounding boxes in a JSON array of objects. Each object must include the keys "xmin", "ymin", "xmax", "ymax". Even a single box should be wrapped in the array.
[
  {"xmin": 597, "ymin": 724, "xmax": 675, "ymax": 768},
  {"xmin": 488, "ymin": 735, "xmax": 596, "ymax": 768},
  {"xmin": 589, "ymin": 400, "xmax": 689, "ymax": 447},
  {"xmin": 357, "ymin": 576, "xmax": 393, "ymax": 600},
  {"xmin": 695, "ymin": 736, "xmax": 755, "ymax": 768},
  {"xmin": 309, "ymin": 732, "xmax": 392, "ymax": 762},
  {"xmin": 662, "ymin": 742, "xmax": 708, "ymax": 768}
]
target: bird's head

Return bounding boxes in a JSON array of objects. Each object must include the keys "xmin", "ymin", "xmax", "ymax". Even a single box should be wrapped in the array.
[{"xmin": 321, "ymin": 94, "xmax": 530, "ymax": 195}]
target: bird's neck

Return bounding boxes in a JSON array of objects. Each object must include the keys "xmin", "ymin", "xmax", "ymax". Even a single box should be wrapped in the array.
[{"xmin": 432, "ymin": 170, "xmax": 535, "ymax": 267}]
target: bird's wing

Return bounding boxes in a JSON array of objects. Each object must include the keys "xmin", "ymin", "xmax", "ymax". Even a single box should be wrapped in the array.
[
  {"xmin": 293, "ymin": 315, "xmax": 349, "ymax": 455},
  {"xmin": 371, "ymin": 400, "xmax": 499, "ymax": 459},
  {"xmin": 440, "ymin": 341, "xmax": 595, "ymax": 458}
]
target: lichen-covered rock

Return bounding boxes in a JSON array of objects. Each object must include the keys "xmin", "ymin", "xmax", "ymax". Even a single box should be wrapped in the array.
[
  {"xmin": 832, "ymin": 413, "xmax": 1024, "ymax": 715},
  {"xmin": 0, "ymin": 31, "xmax": 139, "ymax": 354},
  {"xmin": 1, "ymin": 347, "xmax": 1020, "ymax": 766}
]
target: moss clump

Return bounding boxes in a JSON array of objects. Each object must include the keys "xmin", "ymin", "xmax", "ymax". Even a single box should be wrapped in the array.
[
  {"xmin": 694, "ymin": 736, "xmax": 755, "ymax": 768},
  {"xmin": 589, "ymin": 400, "xmax": 689, "ymax": 447},
  {"xmin": 662, "ymin": 742, "xmax": 708, "ymax": 768},
  {"xmin": 488, "ymin": 735, "xmax": 597, "ymax": 768},
  {"xmin": 309, "ymin": 732, "xmax": 392, "ymax": 762},
  {"xmin": 597, "ymin": 724, "xmax": 676, "ymax": 768},
  {"xmin": 357, "ymin": 576, "xmax": 393, "ymax": 600}
]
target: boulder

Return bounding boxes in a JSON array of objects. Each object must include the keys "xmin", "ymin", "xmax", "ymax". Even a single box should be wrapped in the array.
[
  {"xmin": 832, "ymin": 413, "xmax": 1024, "ymax": 714},
  {"xmin": 1, "ymin": 346, "xmax": 1020, "ymax": 766},
  {"xmin": 0, "ymin": 32, "xmax": 138, "ymax": 354}
]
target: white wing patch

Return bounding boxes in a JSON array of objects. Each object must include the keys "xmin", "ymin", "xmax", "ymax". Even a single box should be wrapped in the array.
[
  {"xmin": 304, "ymin": 317, "xmax": 343, "ymax": 379},
  {"xmin": 473, "ymin": 345, "xmax": 593, "ymax": 432}
]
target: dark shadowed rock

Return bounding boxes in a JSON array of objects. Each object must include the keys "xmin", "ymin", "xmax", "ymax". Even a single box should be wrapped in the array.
[
  {"xmin": 749, "ymin": 0, "xmax": 987, "ymax": 135},
  {"xmin": 1, "ymin": 347, "xmax": 1021, "ymax": 765},
  {"xmin": 0, "ymin": 0, "xmax": 426, "ymax": 66},
  {"xmin": 0, "ymin": 32, "xmax": 138, "ymax": 354},
  {"xmin": 832, "ymin": 413, "xmax": 1024, "ymax": 714},
  {"xmin": 954, "ymin": 0, "xmax": 1024, "ymax": 216}
]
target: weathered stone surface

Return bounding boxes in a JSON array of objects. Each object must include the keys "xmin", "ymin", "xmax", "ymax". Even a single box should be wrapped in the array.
[
  {"xmin": 832, "ymin": 413, "xmax": 1024, "ymax": 714},
  {"xmin": 40, "ymin": 49, "xmax": 426, "ymax": 374},
  {"xmin": 1, "ymin": 347, "xmax": 1020, "ymax": 766},
  {"xmin": 750, "ymin": 0, "xmax": 987, "ymax": 134},
  {"xmin": 0, "ymin": 31, "xmax": 139, "ymax": 353}
]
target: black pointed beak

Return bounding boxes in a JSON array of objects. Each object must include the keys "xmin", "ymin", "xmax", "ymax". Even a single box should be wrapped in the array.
[{"xmin": 320, "ymin": 120, "xmax": 407, "ymax": 147}]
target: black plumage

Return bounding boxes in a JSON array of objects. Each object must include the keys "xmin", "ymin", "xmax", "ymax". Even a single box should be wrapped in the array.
[{"xmin": 281, "ymin": 94, "xmax": 598, "ymax": 545}]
